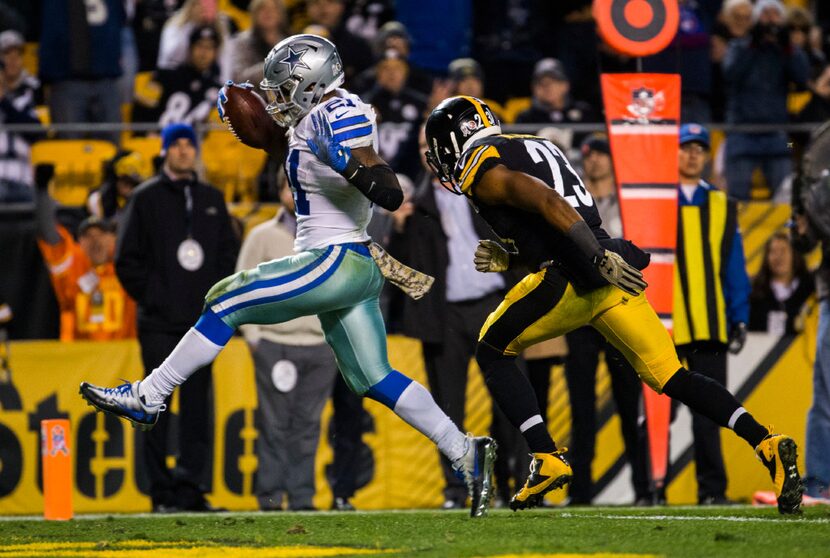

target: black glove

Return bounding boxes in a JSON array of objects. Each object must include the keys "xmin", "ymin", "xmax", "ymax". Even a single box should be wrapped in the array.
[{"xmin": 728, "ymin": 322, "xmax": 747, "ymax": 354}]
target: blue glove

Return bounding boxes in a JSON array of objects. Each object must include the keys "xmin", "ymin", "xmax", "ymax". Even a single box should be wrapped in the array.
[
  {"xmin": 217, "ymin": 80, "xmax": 254, "ymax": 122},
  {"xmin": 306, "ymin": 112, "xmax": 351, "ymax": 174}
]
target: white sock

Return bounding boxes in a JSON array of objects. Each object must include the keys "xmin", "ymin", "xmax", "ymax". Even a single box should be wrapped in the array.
[
  {"xmin": 138, "ymin": 328, "xmax": 224, "ymax": 404},
  {"xmin": 392, "ymin": 380, "xmax": 467, "ymax": 462}
]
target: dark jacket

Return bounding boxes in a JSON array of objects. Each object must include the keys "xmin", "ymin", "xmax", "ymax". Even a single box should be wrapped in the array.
[
  {"xmin": 749, "ymin": 274, "xmax": 815, "ymax": 334},
  {"xmin": 115, "ymin": 172, "xmax": 238, "ymax": 332},
  {"xmin": 387, "ymin": 177, "xmax": 514, "ymax": 344},
  {"xmin": 723, "ymin": 35, "xmax": 808, "ymax": 124}
]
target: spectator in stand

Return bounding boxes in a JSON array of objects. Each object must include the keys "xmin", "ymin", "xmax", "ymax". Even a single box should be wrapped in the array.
[
  {"xmin": 721, "ymin": 0, "xmax": 754, "ymax": 39},
  {"xmin": 352, "ymin": 21, "xmax": 432, "ymax": 97},
  {"xmin": 34, "ymin": 165, "xmax": 136, "ymax": 341},
  {"xmin": 86, "ymin": 151, "xmax": 150, "ymax": 226},
  {"xmin": 306, "ymin": 0, "xmax": 373, "ymax": 86},
  {"xmin": 238, "ymin": 181, "xmax": 339, "ymax": 511},
  {"xmin": 722, "ymin": 0, "xmax": 809, "ymax": 200},
  {"xmin": 444, "ymin": 58, "xmax": 504, "ymax": 121},
  {"xmin": 39, "ymin": 0, "xmax": 123, "ymax": 144},
  {"xmin": 226, "ymin": 0, "xmax": 287, "ymax": 86},
  {"xmin": 133, "ymin": 0, "xmax": 179, "ymax": 72},
  {"xmin": 787, "ymin": 6, "xmax": 826, "ymax": 73},
  {"xmin": 563, "ymin": 134, "xmax": 652, "ymax": 506},
  {"xmin": 133, "ymin": 26, "xmax": 222, "ymax": 129},
  {"xmin": 515, "ymin": 58, "xmax": 598, "ymax": 143},
  {"xmin": 471, "ymin": 0, "xmax": 538, "ymax": 104},
  {"xmin": 711, "ymin": 0, "xmax": 755, "ymax": 122},
  {"xmin": 794, "ymin": 174, "xmax": 830, "ymax": 501},
  {"xmin": 363, "ymin": 50, "xmax": 427, "ymax": 180},
  {"xmin": 1, "ymin": 30, "xmax": 41, "ymax": 104},
  {"xmin": 157, "ymin": 0, "xmax": 233, "ymax": 81},
  {"xmin": 0, "ymin": 30, "xmax": 41, "ymax": 203},
  {"xmin": 749, "ymin": 230, "xmax": 815, "ymax": 336},
  {"xmin": 341, "ymin": 0, "xmax": 394, "ymax": 43},
  {"xmin": 643, "ymin": 0, "xmax": 721, "ymax": 123},
  {"xmin": 798, "ymin": 62, "xmax": 830, "ymax": 123},
  {"xmin": 115, "ymin": 123, "xmax": 238, "ymax": 512}
]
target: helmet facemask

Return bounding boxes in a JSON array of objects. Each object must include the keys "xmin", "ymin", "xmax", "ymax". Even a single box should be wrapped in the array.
[
  {"xmin": 425, "ymin": 139, "xmax": 462, "ymax": 195},
  {"xmin": 261, "ymin": 76, "xmax": 326, "ymax": 128}
]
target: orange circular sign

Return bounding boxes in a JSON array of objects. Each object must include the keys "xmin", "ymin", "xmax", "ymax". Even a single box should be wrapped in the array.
[{"xmin": 594, "ymin": 0, "xmax": 679, "ymax": 57}]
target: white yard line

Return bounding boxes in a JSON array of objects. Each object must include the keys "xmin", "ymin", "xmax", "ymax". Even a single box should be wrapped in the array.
[
  {"xmin": 0, "ymin": 507, "xmax": 827, "ymax": 524},
  {"xmin": 555, "ymin": 512, "xmax": 830, "ymax": 524}
]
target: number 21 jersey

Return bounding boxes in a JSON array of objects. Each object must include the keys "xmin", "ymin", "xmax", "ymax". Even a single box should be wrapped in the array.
[{"xmin": 286, "ymin": 89, "xmax": 378, "ymax": 251}]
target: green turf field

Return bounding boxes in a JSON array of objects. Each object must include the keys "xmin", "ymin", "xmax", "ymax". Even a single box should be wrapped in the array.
[{"xmin": 2, "ymin": 506, "xmax": 829, "ymax": 557}]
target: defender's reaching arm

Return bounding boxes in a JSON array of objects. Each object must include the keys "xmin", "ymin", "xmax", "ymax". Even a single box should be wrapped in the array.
[{"xmin": 474, "ymin": 164, "xmax": 647, "ymax": 296}]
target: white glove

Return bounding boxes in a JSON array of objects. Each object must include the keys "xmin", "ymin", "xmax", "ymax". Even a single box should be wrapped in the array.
[
  {"xmin": 595, "ymin": 249, "xmax": 648, "ymax": 296},
  {"xmin": 474, "ymin": 240, "xmax": 511, "ymax": 273}
]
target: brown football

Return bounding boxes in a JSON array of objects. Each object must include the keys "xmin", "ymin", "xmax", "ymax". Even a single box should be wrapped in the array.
[{"xmin": 220, "ymin": 84, "xmax": 281, "ymax": 151}]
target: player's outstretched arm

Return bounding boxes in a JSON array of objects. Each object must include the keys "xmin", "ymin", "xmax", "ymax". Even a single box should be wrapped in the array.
[
  {"xmin": 475, "ymin": 165, "xmax": 647, "ymax": 295},
  {"xmin": 306, "ymin": 112, "xmax": 403, "ymax": 211}
]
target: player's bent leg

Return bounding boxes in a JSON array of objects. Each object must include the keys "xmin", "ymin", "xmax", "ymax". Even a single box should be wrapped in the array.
[
  {"xmin": 592, "ymin": 292, "xmax": 803, "ymax": 514},
  {"xmin": 476, "ymin": 269, "xmax": 581, "ymax": 453},
  {"xmin": 475, "ymin": 269, "xmax": 586, "ymax": 510},
  {"xmin": 319, "ymin": 297, "xmax": 497, "ymax": 517}
]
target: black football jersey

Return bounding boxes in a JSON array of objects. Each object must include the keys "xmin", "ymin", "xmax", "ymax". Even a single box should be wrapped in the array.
[
  {"xmin": 455, "ymin": 134, "xmax": 641, "ymax": 290},
  {"xmin": 132, "ymin": 64, "xmax": 221, "ymax": 127}
]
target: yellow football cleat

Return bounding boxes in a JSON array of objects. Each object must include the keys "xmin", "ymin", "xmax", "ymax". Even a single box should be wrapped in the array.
[
  {"xmin": 755, "ymin": 433, "xmax": 803, "ymax": 515},
  {"xmin": 509, "ymin": 449, "xmax": 572, "ymax": 511}
]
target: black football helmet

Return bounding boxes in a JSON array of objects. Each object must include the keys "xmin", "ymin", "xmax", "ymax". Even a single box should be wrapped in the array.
[{"xmin": 425, "ymin": 96, "xmax": 501, "ymax": 194}]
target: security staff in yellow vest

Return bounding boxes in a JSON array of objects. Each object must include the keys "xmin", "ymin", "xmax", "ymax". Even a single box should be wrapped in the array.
[{"xmin": 674, "ymin": 123, "xmax": 751, "ymax": 505}]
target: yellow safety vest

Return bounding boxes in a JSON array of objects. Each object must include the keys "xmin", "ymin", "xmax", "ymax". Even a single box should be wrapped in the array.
[{"xmin": 672, "ymin": 188, "xmax": 736, "ymax": 346}]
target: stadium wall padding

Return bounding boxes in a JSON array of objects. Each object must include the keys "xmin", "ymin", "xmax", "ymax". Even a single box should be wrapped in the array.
[{"xmin": 0, "ymin": 324, "xmax": 816, "ymax": 513}]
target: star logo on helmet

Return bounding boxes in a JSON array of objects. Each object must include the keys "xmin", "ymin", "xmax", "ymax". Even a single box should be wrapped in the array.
[{"xmin": 280, "ymin": 46, "xmax": 311, "ymax": 74}]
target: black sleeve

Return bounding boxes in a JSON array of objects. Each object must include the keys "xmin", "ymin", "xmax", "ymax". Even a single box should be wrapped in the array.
[
  {"xmin": 341, "ymin": 158, "xmax": 403, "ymax": 211},
  {"xmin": 114, "ymin": 192, "xmax": 150, "ymax": 302}
]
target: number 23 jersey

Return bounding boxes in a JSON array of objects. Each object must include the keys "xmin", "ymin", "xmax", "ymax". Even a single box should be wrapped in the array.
[
  {"xmin": 287, "ymin": 89, "xmax": 378, "ymax": 252},
  {"xmin": 457, "ymin": 134, "xmax": 642, "ymax": 291}
]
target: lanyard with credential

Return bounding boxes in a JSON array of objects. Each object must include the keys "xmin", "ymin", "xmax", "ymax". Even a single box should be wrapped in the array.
[{"xmin": 177, "ymin": 183, "xmax": 205, "ymax": 271}]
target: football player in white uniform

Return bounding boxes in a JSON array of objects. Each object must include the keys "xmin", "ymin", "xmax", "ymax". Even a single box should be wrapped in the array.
[{"xmin": 80, "ymin": 34, "xmax": 497, "ymax": 517}]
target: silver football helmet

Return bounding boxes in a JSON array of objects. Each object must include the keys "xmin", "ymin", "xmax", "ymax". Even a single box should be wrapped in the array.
[{"xmin": 260, "ymin": 34, "xmax": 345, "ymax": 128}]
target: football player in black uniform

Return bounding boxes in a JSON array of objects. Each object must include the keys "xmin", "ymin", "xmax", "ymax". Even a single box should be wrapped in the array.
[{"xmin": 424, "ymin": 96, "xmax": 803, "ymax": 514}]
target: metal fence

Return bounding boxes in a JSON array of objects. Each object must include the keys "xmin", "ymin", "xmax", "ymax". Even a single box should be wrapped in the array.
[{"xmin": 0, "ymin": 121, "xmax": 825, "ymax": 135}]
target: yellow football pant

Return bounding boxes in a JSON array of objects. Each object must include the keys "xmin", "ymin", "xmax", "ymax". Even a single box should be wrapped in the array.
[{"xmin": 478, "ymin": 268, "xmax": 681, "ymax": 393}]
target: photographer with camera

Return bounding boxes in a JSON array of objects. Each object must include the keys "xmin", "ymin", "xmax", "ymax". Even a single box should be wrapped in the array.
[
  {"xmin": 722, "ymin": 0, "xmax": 808, "ymax": 201},
  {"xmin": 794, "ymin": 172, "xmax": 830, "ymax": 501}
]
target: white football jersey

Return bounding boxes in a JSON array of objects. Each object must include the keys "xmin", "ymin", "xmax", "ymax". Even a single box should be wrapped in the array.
[{"xmin": 286, "ymin": 89, "xmax": 378, "ymax": 251}]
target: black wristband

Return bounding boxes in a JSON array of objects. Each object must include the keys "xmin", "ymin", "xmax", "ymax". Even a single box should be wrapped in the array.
[
  {"xmin": 567, "ymin": 220, "xmax": 604, "ymax": 263},
  {"xmin": 340, "ymin": 156, "xmax": 362, "ymax": 180}
]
